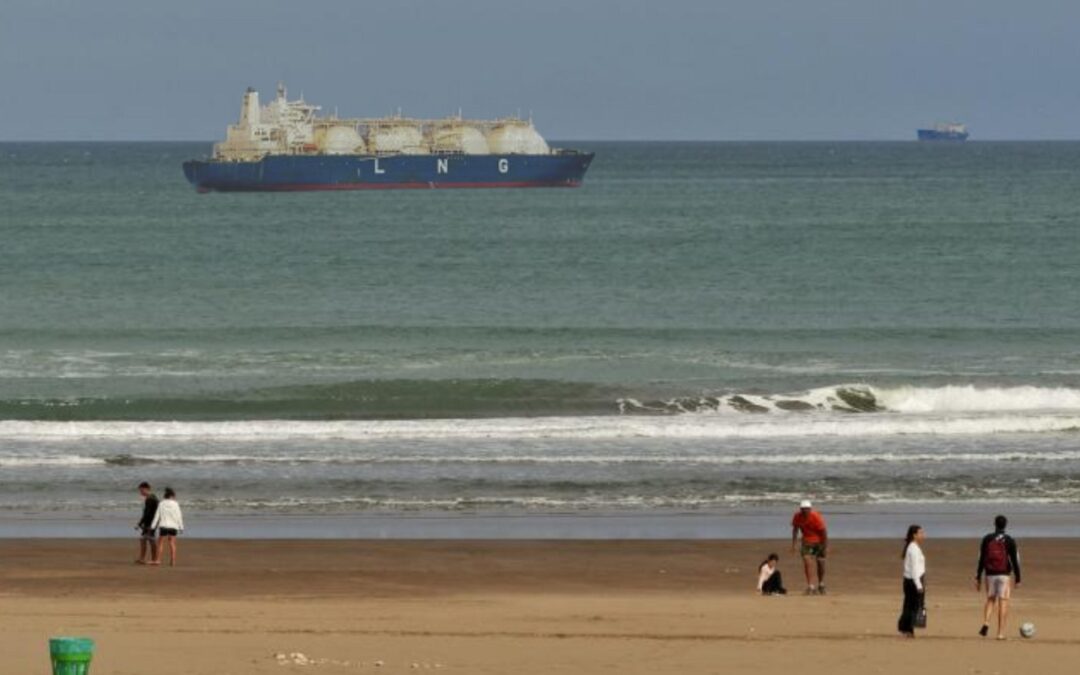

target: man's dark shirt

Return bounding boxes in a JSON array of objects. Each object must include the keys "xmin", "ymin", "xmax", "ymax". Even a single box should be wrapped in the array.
[
  {"xmin": 976, "ymin": 532, "xmax": 1021, "ymax": 583},
  {"xmin": 139, "ymin": 493, "xmax": 159, "ymax": 531}
]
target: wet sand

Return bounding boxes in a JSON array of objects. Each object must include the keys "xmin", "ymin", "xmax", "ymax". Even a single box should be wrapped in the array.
[{"xmin": 1, "ymin": 539, "xmax": 1078, "ymax": 674}]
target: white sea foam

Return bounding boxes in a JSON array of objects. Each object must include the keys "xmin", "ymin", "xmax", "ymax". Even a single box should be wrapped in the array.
[
  {"xmin": 0, "ymin": 411, "xmax": 1077, "ymax": 442},
  {"xmin": 4, "ymin": 449, "xmax": 1077, "ymax": 468},
  {"xmin": 874, "ymin": 385, "xmax": 1080, "ymax": 412},
  {"xmin": 0, "ymin": 455, "xmax": 106, "ymax": 467}
]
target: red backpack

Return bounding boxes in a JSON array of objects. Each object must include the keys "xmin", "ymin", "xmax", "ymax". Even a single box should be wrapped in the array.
[{"xmin": 984, "ymin": 536, "xmax": 1009, "ymax": 574}]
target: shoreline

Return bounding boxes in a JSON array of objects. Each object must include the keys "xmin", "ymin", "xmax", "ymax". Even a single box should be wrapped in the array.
[{"xmin": 3, "ymin": 503, "xmax": 1080, "ymax": 539}]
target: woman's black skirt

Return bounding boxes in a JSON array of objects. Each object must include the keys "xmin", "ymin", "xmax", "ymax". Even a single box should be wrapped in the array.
[{"xmin": 898, "ymin": 578, "xmax": 923, "ymax": 634}]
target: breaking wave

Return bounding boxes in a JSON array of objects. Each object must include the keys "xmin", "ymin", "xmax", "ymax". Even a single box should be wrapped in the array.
[
  {"xmin": 4, "ymin": 382, "xmax": 1080, "ymax": 423},
  {"xmin": 618, "ymin": 384, "xmax": 1080, "ymax": 415},
  {"xmin": 4, "ymin": 383, "xmax": 1080, "ymax": 440}
]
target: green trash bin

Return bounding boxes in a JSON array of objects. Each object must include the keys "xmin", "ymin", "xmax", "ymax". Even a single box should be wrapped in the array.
[{"xmin": 49, "ymin": 637, "xmax": 94, "ymax": 675}]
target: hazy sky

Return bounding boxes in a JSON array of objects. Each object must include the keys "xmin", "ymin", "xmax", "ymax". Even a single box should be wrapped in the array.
[{"xmin": 3, "ymin": 0, "xmax": 1079, "ymax": 141}]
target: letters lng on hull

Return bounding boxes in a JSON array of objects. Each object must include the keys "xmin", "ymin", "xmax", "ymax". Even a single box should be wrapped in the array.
[{"xmin": 182, "ymin": 83, "xmax": 594, "ymax": 191}]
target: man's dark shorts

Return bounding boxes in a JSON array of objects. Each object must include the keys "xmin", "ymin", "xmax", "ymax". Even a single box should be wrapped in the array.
[{"xmin": 801, "ymin": 543, "xmax": 826, "ymax": 559}]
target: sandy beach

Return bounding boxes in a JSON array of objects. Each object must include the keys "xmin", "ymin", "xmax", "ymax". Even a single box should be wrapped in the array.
[{"xmin": 2, "ymin": 538, "xmax": 1077, "ymax": 674}]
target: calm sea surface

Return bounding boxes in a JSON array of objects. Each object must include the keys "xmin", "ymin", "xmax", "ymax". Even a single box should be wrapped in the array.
[{"xmin": 1, "ymin": 141, "xmax": 1079, "ymax": 521}]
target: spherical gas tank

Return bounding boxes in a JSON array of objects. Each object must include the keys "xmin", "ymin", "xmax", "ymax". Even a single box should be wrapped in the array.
[
  {"xmin": 432, "ymin": 125, "xmax": 490, "ymax": 154},
  {"xmin": 319, "ymin": 126, "xmax": 365, "ymax": 155},
  {"xmin": 367, "ymin": 124, "xmax": 428, "ymax": 154},
  {"xmin": 485, "ymin": 123, "xmax": 550, "ymax": 155}
]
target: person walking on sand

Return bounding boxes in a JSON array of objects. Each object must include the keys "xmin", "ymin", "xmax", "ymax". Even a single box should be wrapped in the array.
[
  {"xmin": 898, "ymin": 525, "xmax": 926, "ymax": 638},
  {"xmin": 150, "ymin": 487, "xmax": 184, "ymax": 567},
  {"xmin": 757, "ymin": 553, "xmax": 787, "ymax": 595},
  {"xmin": 135, "ymin": 481, "xmax": 159, "ymax": 564},
  {"xmin": 791, "ymin": 499, "xmax": 829, "ymax": 595},
  {"xmin": 976, "ymin": 514, "xmax": 1021, "ymax": 640}
]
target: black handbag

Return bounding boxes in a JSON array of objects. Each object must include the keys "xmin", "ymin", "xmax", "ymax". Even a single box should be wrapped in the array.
[{"xmin": 915, "ymin": 605, "xmax": 927, "ymax": 629}]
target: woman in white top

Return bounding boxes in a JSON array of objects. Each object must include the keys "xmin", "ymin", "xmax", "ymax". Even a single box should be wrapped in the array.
[
  {"xmin": 150, "ymin": 487, "xmax": 184, "ymax": 567},
  {"xmin": 757, "ymin": 553, "xmax": 787, "ymax": 595},
  {"xmin": 898, "ymin": 524, "xmax": 926, "ymax": 637}
]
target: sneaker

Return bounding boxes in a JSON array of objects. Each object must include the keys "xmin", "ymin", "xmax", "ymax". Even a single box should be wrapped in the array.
[
  {"xmin": 979, "ymin": 625, "xmax": 989, "ymax": 637},
  {"xmin": 817, "ymin": 584, "xmax": 827, "ymax": 596}
]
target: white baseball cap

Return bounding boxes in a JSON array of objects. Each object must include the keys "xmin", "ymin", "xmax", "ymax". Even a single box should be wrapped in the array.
[{"xmin": 799, "ymin": 499, "xmax": 812, "ymax": 509}]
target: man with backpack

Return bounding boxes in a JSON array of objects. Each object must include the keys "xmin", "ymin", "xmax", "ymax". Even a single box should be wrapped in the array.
[{"xmin": 975, "ymin": 514, "xmax": 1022, "ymax": 640}]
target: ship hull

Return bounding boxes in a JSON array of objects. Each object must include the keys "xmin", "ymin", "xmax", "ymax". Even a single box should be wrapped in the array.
[
  {"xmin": 917, "ymin": 130, "xmax": 969, "ymax": 142},
  {"xmin": 183, "ymin": 153, "xmax": 594, "ymax": 192}
]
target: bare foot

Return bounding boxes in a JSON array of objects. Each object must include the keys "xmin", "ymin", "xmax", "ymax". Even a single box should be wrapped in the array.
[
  {"xmin": 134, "ymin": 560, "xmax": 146, "ymax": 565},
  {"xmin": 996, "ymin": 635, "xmax": 1006, "ymax": 641},
  {"xmin": 147, "ymin": 561, "xmax": 161, "ymax": 566}
]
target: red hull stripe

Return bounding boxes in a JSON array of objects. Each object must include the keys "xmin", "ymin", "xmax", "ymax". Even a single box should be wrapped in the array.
[{"xmin": 203, "ymin": 180, "xmax": 582, "ymax": 193}]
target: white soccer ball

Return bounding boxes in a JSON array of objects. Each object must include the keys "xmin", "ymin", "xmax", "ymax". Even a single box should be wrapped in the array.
[{"xmin": 1019, "ymin": 622, "xmax": 1036, "ymax": 638}]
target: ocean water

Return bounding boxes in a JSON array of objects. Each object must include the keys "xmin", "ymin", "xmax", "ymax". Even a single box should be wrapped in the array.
[{"xmin": 1, "ymin": 141, "xmax": 1079, "ymax": 524}]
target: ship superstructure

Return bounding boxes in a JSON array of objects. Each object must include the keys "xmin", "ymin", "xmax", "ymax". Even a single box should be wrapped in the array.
[{"xmin": 184, "ymin": 84, "xmax": 592, "ymax": 191}]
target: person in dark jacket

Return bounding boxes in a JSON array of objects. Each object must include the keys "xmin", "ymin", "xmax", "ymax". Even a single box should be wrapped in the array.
[
  {"xmin": 975, "ymin": 514, "xmax": 1021, "ymax": 640},
  {"xmin": 135, "ymin": 481, "xmax": 159, "ymax": 565}
]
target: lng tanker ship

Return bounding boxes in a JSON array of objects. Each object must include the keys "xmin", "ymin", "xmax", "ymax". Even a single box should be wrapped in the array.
[
  {"xmin": 183, "ymin": 84, "xmax": 593, "ymax": 192},
  {"xmin": 917, "ymin": 122, "xmax": 969, "ymax": 142}
]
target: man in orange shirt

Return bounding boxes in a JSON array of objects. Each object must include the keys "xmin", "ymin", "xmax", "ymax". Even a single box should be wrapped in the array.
[{"xmin": 791, "ymin": 499, "xmax": 829, "ymax": 595}]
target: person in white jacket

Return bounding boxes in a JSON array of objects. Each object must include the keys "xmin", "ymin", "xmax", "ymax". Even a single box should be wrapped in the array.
[
  {"xmin": 756, "ymin": 553, "xmax": 787, "ymax": 595},
  {"xmin": 150, "ymin": 487, "xmax": 184, "ymax": 567},
  {"xmin": 898, "ymin": 524, "xmax": 926, "ymax": 637}
]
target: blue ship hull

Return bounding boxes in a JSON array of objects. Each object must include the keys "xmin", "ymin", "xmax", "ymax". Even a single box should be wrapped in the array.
[
  {"xmin": 917, "ymin": 129, "xmax": 969, "ymax": 142},
  {"xmin": 183, "ymin": 152, "xmax": 594, "ymax": 192}
]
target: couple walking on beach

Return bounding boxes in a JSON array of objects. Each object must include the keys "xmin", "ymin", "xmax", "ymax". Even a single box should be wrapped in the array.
[
  {"xmin": 136, "ymin": 482, "xmax": 185, "ymax": 567},
  {"xmin": 899, "ymin": 515, "xmax": 1022, "ymax": 640}
]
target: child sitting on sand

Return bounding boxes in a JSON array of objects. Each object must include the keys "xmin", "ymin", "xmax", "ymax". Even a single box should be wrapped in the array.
[
  {"xmin": 151, "ymin": 487, "xmax": 184, "ymax": 567},
  {"xmin": 757, "ymin": 553, "xmax": 786, "ymax": 595}
]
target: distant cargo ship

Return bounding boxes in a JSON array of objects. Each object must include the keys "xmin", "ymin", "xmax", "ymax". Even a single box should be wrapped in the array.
[
  {"xmin": 917, "ymin": 123, "xmax": 969, "ymax": 142},
  {"xmin": 183, "ymin": 84, "xmax": 593, "ymax": 192}
]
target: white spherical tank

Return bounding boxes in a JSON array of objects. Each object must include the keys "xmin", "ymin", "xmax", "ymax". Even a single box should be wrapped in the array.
[
  {"xmin": 367, "ymin": 124, "xmax": 428, "ymax": 154},
  {"xmin": 319, "ymin": 126, "xmax": 365, "ymax": 155},
  {"xmin": 485, "ymin": 123, "xmax": 550, "ymax": 155},
  {"xmin": 432, "ymin": 125, "xmax": 490, "ymax": 154}
]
